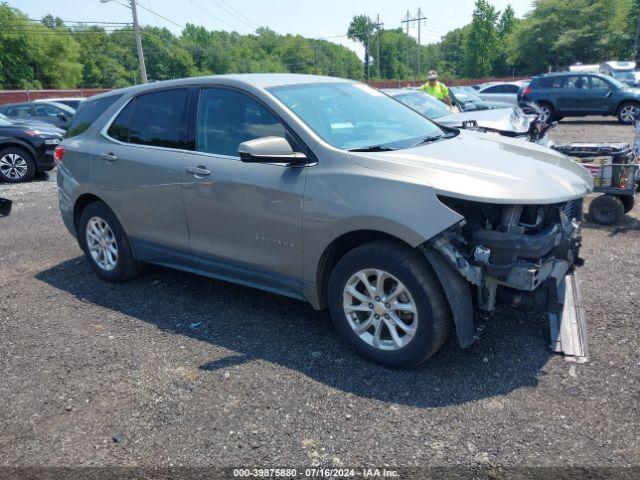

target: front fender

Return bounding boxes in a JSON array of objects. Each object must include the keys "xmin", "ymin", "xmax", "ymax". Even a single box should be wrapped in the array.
[{"xmin": 302, "ymin": 166, "xmax": 463, "ymax": 304}]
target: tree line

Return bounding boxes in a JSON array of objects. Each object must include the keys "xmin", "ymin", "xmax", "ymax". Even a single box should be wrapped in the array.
[
  {"xmin": 354, "ymin": 0, "xmax": 640, "ymax": 81},
  {"xmin": 2, "ymin": 0, "xmax": 640, "ymax": 90},
  {"xmin": 0, "ymin": 3, "xmax": 363, "ymax": 89}
]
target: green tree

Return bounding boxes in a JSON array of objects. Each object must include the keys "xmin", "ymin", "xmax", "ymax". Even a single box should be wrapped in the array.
[
  {"xmin": 464, "ymin": 0, "xmax": 500, "ymax": 78},
  {"xmin": 347, "ymin": 14, "xmax": 375, "ymax": 78}
]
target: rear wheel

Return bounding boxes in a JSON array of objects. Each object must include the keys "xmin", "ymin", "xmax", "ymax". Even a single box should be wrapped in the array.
[
  {"xmin": 78, "ymin": 202, "xmax": 141, "ymax": 282},
  {"xmin": 620, "ymin": 195, "xmax": 635, "ymax": 214},
  {"xmin": 589, "ymin": 194, "xmax": 625, "ymax": 225},
  {"xmin": 617, "ymin": 101, "xmax": 638, "ymax": 124},
  {"xmin": 537, "ymin": 102, "xmax": 556, "ymax": 123},
  {"xmin": 0, "ymin": 147, "xmax": 35, "ymax": 183},
  {"xmin": 327, "ymin": 240, "xmax": 451, "ymax": 368}
]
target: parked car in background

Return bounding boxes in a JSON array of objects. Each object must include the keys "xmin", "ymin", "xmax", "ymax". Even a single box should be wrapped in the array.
[
  {"xmin": 599, "ymin": 61, "xmax": 637, "ymax": 87},
  {"xmin": 0, "ymin": 101, "xmax": 75, "ymax": 130},
  {"xmin": 0, "ymin": 115, "xmax": 63, "ymax": 182},
  {"xmin": 519, "ymin": 72, "xmax": 640, "ymax": 124},
  {"xmin": 474, "ymin": 81, "xmax": 525, "ymax": 105},
  {"xmin": 34, "ymin": 97, "xmax": 85, "ymax": 110},
  {"xmin": 449, "ymin": 86, "xmax": 513, "ymax": 111},
  {"xmin": 57, "ymin": 74, "xmax": 591, "ymax": 366},
  {"xmin": 568, "ymin": 63, "xmax": 600, "ymax": 73},
  {"xmin": 384, "ymin": 89, "xmax": 544, "ymax": 142}
]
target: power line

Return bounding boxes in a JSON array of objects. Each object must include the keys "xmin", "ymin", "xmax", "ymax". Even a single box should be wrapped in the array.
[
  {"xmin": 27, "ymin": 18, "xmax": 132, "ymax": 25},
  {"xmin": 188, "ymin": 0, "xmax": 240, "ymax": 31},
  {"xmin": 133, "ymin": 1, "xmax": 185, "ymax": 29},
  {"xmin": 213, "ymin": 0, "xmax": 260, "ymax": 29}
]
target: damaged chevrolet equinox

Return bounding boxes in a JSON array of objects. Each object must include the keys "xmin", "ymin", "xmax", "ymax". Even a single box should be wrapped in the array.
[{"xmin": 57, "ymin": 74, "xmax": 593, "ymax": 368}]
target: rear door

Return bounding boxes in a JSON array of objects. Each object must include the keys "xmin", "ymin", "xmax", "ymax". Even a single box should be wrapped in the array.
[
  {"xmin": 180, "ymin": 86, "xmax": 308, "ymax": 297},
  {"xmin": 93, "ymin": 88, "xmax": 192, "ymax": 268},
  {"xmin": 554, "ymin": 75, "xmax": 588, "ymax": 114}
]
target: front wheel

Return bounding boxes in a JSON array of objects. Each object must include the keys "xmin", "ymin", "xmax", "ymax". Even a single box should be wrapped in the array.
[
  {"xmin": 78, "ymin": 202, "xmax": 141, "ymax": 282},
  {"xmin": 0, "ymin": 147, "xmax": 35, "ymax": 183},
  {"xmin": 327, "ymin": 240, "xmax": 451, "ymax": 368},
  {"xmin": 617, "ymin": 102, "xmax": 638, "ymax": 124}
]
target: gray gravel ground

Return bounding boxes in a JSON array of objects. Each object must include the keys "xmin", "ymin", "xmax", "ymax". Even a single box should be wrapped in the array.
[{"xmin": 0, "ymin": 118, "xmax": 638, "ymax": 470}]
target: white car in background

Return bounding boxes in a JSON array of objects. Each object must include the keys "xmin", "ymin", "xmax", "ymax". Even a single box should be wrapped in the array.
[{"xmin": 475, "ymin": 81, "xmax": 528, "ymax": 105}]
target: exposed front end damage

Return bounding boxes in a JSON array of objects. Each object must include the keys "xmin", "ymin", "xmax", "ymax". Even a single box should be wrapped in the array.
[{"xmin": 423, "ymin": 196, "xmax": 588, "ymax": 362}]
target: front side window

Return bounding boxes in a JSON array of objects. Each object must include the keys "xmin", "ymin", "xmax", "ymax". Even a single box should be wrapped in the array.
[
  {"xmin": 196, "ymin": 88, "xmax": 286, "ymax": 157},
  {"xmin": 269, "ymin": 83, "xmax": 445, "ymax": 150},
  {"xmin": 108, "ymin": 88, "xmax": 188, "ymax": 149},
  {"xmin": 588, "ymin": 77, "xmax": 610, "ymax": 89},
  {"xmin": 34, "ymin": 105, "xmax": 59, "ymax": 117}
]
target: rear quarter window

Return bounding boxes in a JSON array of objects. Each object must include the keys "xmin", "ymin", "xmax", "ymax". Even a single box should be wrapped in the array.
[{"xmin": 66, "ymin": 94, "xmax": 122, "ymax": 138}]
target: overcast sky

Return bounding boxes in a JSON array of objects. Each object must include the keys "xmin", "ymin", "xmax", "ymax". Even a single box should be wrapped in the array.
[{"xmin": 11, "ymin": 0, "xmax": 533, "ymax": 56}]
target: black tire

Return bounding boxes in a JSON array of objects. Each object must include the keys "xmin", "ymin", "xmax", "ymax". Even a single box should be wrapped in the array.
[
  {"xmin": 537, "ymin": 102, "xmax": 557, "ymax": 123},
  {"xmin": 78, "ymin": 201, "xmax": 141, "ymax": 282},
  {"xmin": 327, "ymin": 240, "xmax": 451, "ymax": 368},
  {"xmin": 617, "ymin": 101, "xmax": 639, "ymax": 125},
  {"xmin": 588, "ymin": 194, "xmax": 625, "ymax": 225},
  {"xmin": 0, "ymin": 146, "xmax": 36, "ymax": 183},
  {"xmin": 620, "ymin": 195, "xmax": 635, "ymax": 214}
]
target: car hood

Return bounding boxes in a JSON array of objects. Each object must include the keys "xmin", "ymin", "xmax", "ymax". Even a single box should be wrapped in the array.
[
  {"xmin": 3, "ymin": 120, "xmax": 64, "ymax": 134},
  {"xmin": 347, "ymin": 130, "xmax": 593, "ymax": 204},
  {"xmin": 436, "ymin": 107, "xmax": 534, "ymax": 134}
]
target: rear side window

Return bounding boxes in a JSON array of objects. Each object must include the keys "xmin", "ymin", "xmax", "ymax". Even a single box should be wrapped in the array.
[
  {"xmin": 6, "ymin": 106, "xmax": 32, "ymax": 117},
  {"xmin": 66, "ymin": 94, "xmax": 122, "ymax": 138},
  {"xmin": 107, "ymin": 101, "xmax": 134, "ymax": 142},
  {"xmin": 129, "ymin": 89, "xmax": 188, "ymax": 148}
]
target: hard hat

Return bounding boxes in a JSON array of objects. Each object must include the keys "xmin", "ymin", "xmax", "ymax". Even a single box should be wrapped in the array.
[{"xmin": 427, "ymin": 71, "xmax": 438, "ymax": 80}]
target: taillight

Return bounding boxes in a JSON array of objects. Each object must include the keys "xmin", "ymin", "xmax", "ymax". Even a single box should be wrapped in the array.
[
  {"xmin": 522, "ymin": 86, "xmax": 533, "ymax": 97},
  {"xmin": 53, "ymin": 145, "xmax": 65, "ymax": 165}
]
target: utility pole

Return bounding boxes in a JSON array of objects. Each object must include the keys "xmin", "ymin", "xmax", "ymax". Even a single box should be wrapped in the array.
[
  {"xmin": 634, "ymin": 14, "xmax": 640, "ymax": 62},
  {"xmin": 311, "ymin": 44, "xmax": 321, "ymax": 74},
  {"xmin": 401, "ymin": 10, "xmax": 411, "ymax": 80},
  {"xmin": 101, "ymin": 0, "xmax": 147, "ymax": 83},
  {"xmin": 373, "ymin": 14, "xmax": 384, "ymax": 79},
  {"xmin": 130, "ymin": 0, "xmax": 148, "ymax": 83},
  {"xmin": 415, "ymin": 8, "xmax": 427, "ymax": 80}
]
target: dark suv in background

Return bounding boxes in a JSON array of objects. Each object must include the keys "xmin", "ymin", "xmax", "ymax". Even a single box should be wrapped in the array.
[{"xmin": 519, "ymin": 72, "xmax": 640, "ymax": 124}]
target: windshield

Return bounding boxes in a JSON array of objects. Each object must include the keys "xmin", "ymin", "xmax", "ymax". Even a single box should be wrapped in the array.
[
  {"xmin": 450, "ymin": 87, "xmax": 482, "ymax": 103},
  {"xmin": 393, "ymin": 92, "xmax": 451, "ymax": 119},
  {"xmin": 606, "ymin": 76, "xmax": 629, "ymax": 89},
  {"xmin": 268, "ymin": 83, "xmax": 445, "ymax": 150},
  {"xmin": 612, "ymin": 70, "xmax": 635, "ymax": 82}
]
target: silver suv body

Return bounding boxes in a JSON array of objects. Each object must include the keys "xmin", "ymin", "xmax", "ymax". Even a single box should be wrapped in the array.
[{"xmin": 57, "ymin": 74, "xmax": 592, "ymax": 367}]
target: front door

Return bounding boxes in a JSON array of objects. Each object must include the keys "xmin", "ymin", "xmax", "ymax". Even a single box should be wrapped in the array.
[
  {"xmin": 584, "ymin": 76, "xmax": 615, "ymax": 114},
  {"xmin": 93, "ymin": 88, "xmax": 192, "ymax": 268},
  {"xmin": 180, "ymin": 87, "xmax": 308, "ymax": 298}
]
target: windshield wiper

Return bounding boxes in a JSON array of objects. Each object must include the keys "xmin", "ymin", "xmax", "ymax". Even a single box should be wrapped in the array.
[
  {"xmin": 348, "ymin": 145, "xmax": 396, "ymax": 152},
  {"xmin": 411, "ymin": 132, "xmax": 455, "ymax": 147}
]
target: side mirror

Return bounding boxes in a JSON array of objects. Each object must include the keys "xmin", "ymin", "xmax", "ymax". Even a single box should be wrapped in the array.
[
  {"xmin": 238, "ymin": 136, "xmax": 307, "ymax": 164},
  {"xmin": 57, "ymin": 113, "xmax": 68, "ymax": 121}
]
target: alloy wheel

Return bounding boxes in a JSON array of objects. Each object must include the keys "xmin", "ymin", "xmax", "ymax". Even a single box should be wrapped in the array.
[
  {"xmin": 620, "ymin": 105, "xmax": 636, "ymax": 123},
  {"xmin": 85, "ymin": 216, "xmax": 118, "ymax": 271},
  {"xmin": 0, "ymin": 153, "xmax": 28, "ymax": 180},
  {"xmin": 342, "ymin": 268, "xmax": 418, "ymax": 351}
]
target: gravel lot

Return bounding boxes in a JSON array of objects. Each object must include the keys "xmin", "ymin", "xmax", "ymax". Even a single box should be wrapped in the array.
[{"xmin": 0, "ymin": 118, "xmax": 638, "ymax": 471}]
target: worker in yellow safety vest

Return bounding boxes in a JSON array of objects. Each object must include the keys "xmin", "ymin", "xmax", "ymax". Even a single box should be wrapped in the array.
[{"xmin": 420, "ymin": 70, "xmax": 451, "ymax": 106}]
